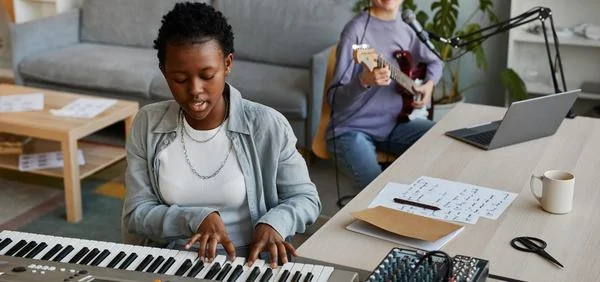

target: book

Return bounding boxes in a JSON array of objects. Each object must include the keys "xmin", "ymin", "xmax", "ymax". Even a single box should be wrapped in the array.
[{"xmin": 0, "ymin": 133, "xmax": 32, "ymax": 155}]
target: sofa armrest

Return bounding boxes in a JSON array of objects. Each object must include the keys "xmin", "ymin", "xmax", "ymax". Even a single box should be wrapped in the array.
[
  {"xmin": 308, "ymin": 44, "xmax": 335, "ymax": 150},
  {"xmin": 10, "ymin": 9, "xmax": 81, "ymax": 84}
]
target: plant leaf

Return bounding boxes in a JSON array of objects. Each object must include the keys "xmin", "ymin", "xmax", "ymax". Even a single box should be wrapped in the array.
[{"xmin": 501, "ymin": 68, "xmax": 528, "ymax": 101}]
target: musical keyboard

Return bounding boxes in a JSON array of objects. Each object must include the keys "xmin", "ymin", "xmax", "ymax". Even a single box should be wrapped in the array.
[{"xmin": 0, "ymin": 230, "xmax": 357, "ymax": 282}]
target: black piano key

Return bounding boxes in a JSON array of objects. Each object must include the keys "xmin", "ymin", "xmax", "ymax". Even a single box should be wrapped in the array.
[
  {"xmin": 245, "ymin": 266, "xmax": 261, "ymax": 282},
  {"xmin": 145, "ymin": 256, "xmax": 165, "ymax": 273},
  {"xmin": 68, "ymin": 247, "xmax": 90, "ymax": 264},
  {"xmin": 215, "ymin": 263, "xmax": 232, "ymax": 281},
  {"xmin": 278, "ymin": 269, "xmax": 290, "ymax": 282},
  {"xmin": 135, "ymin": 255, "xmax": 154, "ymax": 272},
  {"xmin": 25, "ymin": 242, "xmax": 48, "ymax": 258},
  {"xmin": 90, "ymin": 250, "xmax": 111, "ymax": 266},
  {"xmin": 52, "ymin": 245, "xmax": 74, "ymax": 262},
  {"xmin": 79, "ymin": 248, "xmax": 100, "ymax": 265},
  {"xmin": 227, "ymin": 265, "xmax": 244, "ymax": 282},
  {"xmin": 5, "ymin": 240, "xmax": 27, "ymax": 256},
  {"xmin": 259, "ymin": 268, "xmax": 273, "ymax": 282},
  {"xmin": 118, "ymin": 253, "xmax": 138, "ymax": 270},
  {"xmin": 186, "ymin": 261, "xmax": 205, "ymax": 277},
  {"xmin": 0, "ymin": 238, "xmax": 13, "ymax": 251},
  {"xmin": 175, "ymin": 259, "xmax": 194, "ymax": 276},
  {"xmin": 41, "ymin": 244, "xmax": 63, "ymax": 260},
  {"xmin": 303, "ymin": 272, "xmax": 314, "ymax": 282},
  {"xmin": 203, "ymin": 262, "xmax": 222, "ymax": 280},
  {"xmin": 157, "ymin": 257, "xmax": 176, "ymax": 274},
  {"xmin": 107, "ymin": 251, "xmax": 126, "ymax": 268},
  {"xmin": 15, "ymin": 241, "xmax": 38, "ymax": 257},
  {"xmin": 290, "ymin": 270, "xmax": 302, "ymax": 282}
]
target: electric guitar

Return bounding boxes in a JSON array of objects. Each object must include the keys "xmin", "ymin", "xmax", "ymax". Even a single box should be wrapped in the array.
[{"xmin": 352, "ymin": 44, "xmax": 431, "ymax": 122}]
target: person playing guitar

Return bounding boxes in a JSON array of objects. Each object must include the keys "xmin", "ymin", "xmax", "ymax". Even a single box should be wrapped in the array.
[{"xmin": 326, "ymin": 0, "xmax": 443, "ymax": 191}]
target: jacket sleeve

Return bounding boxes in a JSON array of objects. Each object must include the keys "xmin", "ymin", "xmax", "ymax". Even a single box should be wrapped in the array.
[
  {"xmin": 256, "ymin": 115, "xmax": 322, "ymax": 239},
  {"xmin": 122, "ymin": 109, "xmax": 217, "ymax": 244}
]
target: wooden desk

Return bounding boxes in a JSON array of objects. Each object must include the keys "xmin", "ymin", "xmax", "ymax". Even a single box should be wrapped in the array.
[{"xmin": 297, "ymin": 103, "xmax": 600, "ymax": 281}]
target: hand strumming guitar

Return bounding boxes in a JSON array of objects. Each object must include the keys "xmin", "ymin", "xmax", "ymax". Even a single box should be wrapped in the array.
[
  {"xmin": 412, "ymin": 80, "xmax": 434, "ymax": 109},
  {"xmin": 359, "ymin": 66, "xmax": 391, "ymax": 88}
]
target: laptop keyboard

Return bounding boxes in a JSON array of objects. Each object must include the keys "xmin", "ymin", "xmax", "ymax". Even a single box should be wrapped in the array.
[{"xmin": 463, "ymin": 130, "xmax": 496, "ymax": 145}]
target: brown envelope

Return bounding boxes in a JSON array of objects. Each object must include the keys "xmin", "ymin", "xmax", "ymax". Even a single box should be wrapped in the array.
[{"xmin": 351, "ymin": 206, "xmax": 463, "ymax": 242}]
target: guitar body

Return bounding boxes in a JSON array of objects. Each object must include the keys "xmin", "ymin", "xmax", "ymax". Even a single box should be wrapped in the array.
[{"xmin": 393, "ymin": 50, "xmax": 430, "ymax": 123}]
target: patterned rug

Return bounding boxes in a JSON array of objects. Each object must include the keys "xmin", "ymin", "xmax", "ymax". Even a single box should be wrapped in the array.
[{"xmin": 0, "ymin": 160, "xmax": 127, "ymax": 243}]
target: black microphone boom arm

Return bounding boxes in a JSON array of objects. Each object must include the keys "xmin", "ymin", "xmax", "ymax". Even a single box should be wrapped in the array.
[{"xmin": 433, "ymin": 6, "xmax": 572, "ymax": 117}]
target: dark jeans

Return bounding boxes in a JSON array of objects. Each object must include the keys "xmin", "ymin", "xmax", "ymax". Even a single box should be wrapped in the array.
[{"xmin": 327, "ymin": 119, "xmax": 434, "ymax": 190}]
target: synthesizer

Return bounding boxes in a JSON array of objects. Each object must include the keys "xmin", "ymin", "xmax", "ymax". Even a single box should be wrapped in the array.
[
  {"xmin": 367, "ymin": 248, "xmax": 489, "ymax": 282},
  {"xmin": 0, "ymin": 230, "xmax": 358, "ymax": 282}
]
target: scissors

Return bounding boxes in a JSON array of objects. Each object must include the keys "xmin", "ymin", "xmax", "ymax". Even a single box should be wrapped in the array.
[{"xmin": 510, "ymin": 236, "xmax": 564, "ymax": 268}]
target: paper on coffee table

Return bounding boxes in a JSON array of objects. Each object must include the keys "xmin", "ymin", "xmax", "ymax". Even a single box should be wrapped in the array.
[
  {"xmin": 0, "ymin": 93, "xmax": 44, "ymax": 112},
  {"xmin": 50, "ymin": 98, "xmax": 117, "ymax": 118},
  {"xmin": 19, "ymin": 150, "xmax": 85, "ymax": 171}
]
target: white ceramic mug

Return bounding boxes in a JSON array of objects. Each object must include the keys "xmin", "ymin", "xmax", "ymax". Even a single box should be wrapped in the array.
[{"xmin": 530, "ymin": 170, "xmax": 575, "ymax": 214}]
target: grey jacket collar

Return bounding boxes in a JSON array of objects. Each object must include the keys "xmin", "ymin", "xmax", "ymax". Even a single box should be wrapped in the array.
[{"xmin": 151, "ymin": 83, "xmax": 250, "ymax": 135}]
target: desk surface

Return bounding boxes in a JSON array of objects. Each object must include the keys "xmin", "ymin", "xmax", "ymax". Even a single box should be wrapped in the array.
[{"xmin": 297, "ymin": 103, "xmax": 600, "ymax": 282}]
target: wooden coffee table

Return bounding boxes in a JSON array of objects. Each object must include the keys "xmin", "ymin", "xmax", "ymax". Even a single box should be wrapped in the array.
[{"xmin": 0, "ymin": 84, "xmax": 138, "ymax": 222}]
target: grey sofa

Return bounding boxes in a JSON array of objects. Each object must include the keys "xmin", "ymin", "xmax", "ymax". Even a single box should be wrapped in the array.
[{"xmin": 10, "ymin": 0, "xmax": 353, "ymax": 149}]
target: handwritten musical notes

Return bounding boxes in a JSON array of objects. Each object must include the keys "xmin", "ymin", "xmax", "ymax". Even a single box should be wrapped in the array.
[{"xmin": 369, "ymin": 177, "xmax": 517, "ymax": 224}]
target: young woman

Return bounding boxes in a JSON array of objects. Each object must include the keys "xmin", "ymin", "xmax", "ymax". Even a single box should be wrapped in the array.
[
  {"xmin": 326, "ymin": 0, "xmax": 444, "ymax": 190},
  {"xmin": 122, "ymin": 2, "xmax": 320, "ymax": 268}
]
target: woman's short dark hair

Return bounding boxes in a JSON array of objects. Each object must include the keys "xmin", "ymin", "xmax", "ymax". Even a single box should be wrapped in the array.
[{"xmin": 154, "ymin": 2, "xmax": 234, "ymax": 69}]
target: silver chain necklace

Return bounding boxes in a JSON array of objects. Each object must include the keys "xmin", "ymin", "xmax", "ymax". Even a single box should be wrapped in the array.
[{"xmin": 179, "ymin": 104, "xmax": 232, "ymax": 180}]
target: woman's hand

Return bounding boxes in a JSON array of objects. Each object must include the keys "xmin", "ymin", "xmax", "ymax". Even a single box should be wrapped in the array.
[
  {"xmin": 413, "ymin": 80, "xmax": 434, "ymax": 109},
  {"xmin": 246, "ymin": 223, "xmax": 297, "ymax": 268},
  {"xmin": 359, "ymin": 66, "xmax": 391, "ymax": 88},
  {"xmin": 185, "ymin": 212, "xmax": 235, "ymax": 262}
]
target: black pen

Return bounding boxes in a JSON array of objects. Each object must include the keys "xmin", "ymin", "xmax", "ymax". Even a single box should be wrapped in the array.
[{"xmin": 393, "ymin": 198, "xmax": 441, "ymax": 211}]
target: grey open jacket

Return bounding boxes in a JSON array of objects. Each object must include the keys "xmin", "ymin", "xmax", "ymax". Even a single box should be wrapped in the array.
[{"xmin": 121, "ymin": 84, "xmax": 321, "ymax": 247}]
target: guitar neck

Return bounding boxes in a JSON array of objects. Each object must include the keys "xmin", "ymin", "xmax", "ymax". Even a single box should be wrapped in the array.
[{"xmin": 376, "ymin": 55, "xmax": 416, "ymax": 94}]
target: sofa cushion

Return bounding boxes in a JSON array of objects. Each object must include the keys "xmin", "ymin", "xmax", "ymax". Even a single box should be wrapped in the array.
[
  {"xmin": 81, "ymin": 0, "xmax": 211, "ymax": 48},
  {"xmin": 19, "ymin": 43, "xmax": 159, "ymax": 99},
  {"xmin": 149, "ymin": 60, "xmax": 309, "ymax": 119},
  {"xmin": 219, "ymin": 0, "xmax": 353, "ymax": 68}
]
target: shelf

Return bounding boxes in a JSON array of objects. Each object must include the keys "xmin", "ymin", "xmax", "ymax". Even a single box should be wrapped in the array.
[
  {"xmin": 512, "ymin": 30, "xmax": 600, "ymax": 48},
  {"xmin": 526, "ymin": 81, "xmax": 600, "ymax": 101},
  {"xmin": 0, "ymin": 139, "xmax": 126, "ymax": 178}
]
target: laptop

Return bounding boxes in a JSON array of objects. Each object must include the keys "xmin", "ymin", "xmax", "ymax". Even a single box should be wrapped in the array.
[{"xmin": 445, "ymin": 89, "xmax": 580, "ymax": 150}]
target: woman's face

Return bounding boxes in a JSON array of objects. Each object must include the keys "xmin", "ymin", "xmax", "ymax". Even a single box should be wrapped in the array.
[
  {"xmin": 162, "ymin": 39, "xmax": 233, "ymax": 124},
  {"xmin": 371, "ymin": 0, "xmax": 404, "ymax": 12}
]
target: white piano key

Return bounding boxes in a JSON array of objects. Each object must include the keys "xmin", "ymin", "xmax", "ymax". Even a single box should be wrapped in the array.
[
  {"xmin": 299, "ymin": 264, "xmax": 314, "ymax": 282},
  {"xmin": 59, "ymin": 240, "xmax": 85, "ymax": 263},
  {"xmin": 266, "ymin": 265, "xmax": 282, "ymax": 282},
  {"xmin": 98, "ymin": 244, "xmax": 131, "ymax": 268},
  {"xmin": 274, "ymin": 262, "xmax": 294, "ymax": 282},
  {"xmin": 196, "ymin": 254, "xmax": 226, "ymax": 279},
  {"xmin": 288, "ymin": 263, "xmax": 304, "ymax": 282},
  {"xmin": 316, "ymin": 266, "xmax": 334, "ymax": 282},
  {"xmin": 175, "ymin": 251, "xmax": 199, "ymax": 277},
  {"xmin": 223, "ymin": 256, "xmax": 246, "ymax": 281},
  {"xmin": 236, "ymin": 259, "xmax": 266, "ymax": 282},
  {"xmin": 164, "ymin": 251, "xmax": 192, "ymax": 275},
  {"xmin": 125, "ymin": 245, "xmax": 153, "ymax": 271},
  {"xmin": 308, "ymin": 265, "xmax": 323, "ymax": 282}
]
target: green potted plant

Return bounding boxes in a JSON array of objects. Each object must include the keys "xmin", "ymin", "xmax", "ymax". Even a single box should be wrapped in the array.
[{"xmin": 353, "ymin": 0, "xmax": 527, "ymax": 112}]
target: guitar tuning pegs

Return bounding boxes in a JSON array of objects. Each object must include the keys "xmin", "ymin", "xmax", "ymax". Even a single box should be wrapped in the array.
[{"xmin": 351, "ymin": 43, "xmax": 370, "ymax": 50}]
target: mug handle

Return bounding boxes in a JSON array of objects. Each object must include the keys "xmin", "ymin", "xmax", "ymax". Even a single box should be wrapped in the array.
[{"xmin": 530, "ymin": 174, "xmax": 543, "ymax": 204}]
